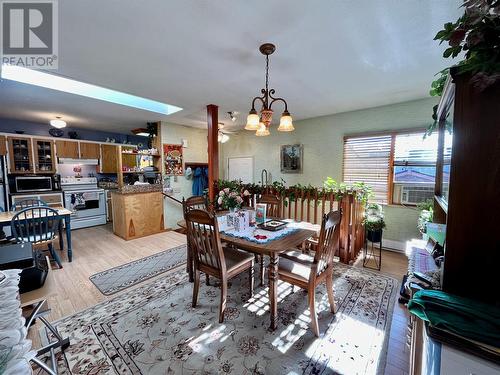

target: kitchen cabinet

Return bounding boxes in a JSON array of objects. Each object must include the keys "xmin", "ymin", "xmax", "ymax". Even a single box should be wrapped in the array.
[
  {"xmin": 8, "ymin": 137, "xmax": 34, "ymax": 174},
  {"xmin": 101, "ymin": 144, "xmax": 118, "ymax": 173},
  {"xmin": 111, "ymin": 190, "xmax": 164, "ymax": 240},
  {"xmin": 0, "ymin": 136, "xmax": 7, "ymax": 156},
  {"xmin": 79, "ymin": 142, "xmax": 100, "ymax": 159},
  {"xmin": 55, "ymin": 140, "xmax": 79, "ymax": 158},
  {"xmin": 33, "ymin": 139, "xmax": 56, "ymax": 173}
]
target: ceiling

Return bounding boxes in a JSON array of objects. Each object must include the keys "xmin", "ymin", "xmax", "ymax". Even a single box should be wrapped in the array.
[{"xmin": 0, "ymin": 0, "xmax": 462, "ymax": 133}]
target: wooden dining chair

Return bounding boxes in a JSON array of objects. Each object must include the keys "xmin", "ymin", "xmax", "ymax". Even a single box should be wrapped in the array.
[
  {"xmin": 11, "ymin": 206, "xmax": 63, "ymax": 268},
  {"xmin": 255, "ymin": 194, "xmax": 282, "ymax": 286},
  {"xmin": 278, "ymin": 210, "xmax": 341, "ymax": 337},
  {"xmin": 12, "ymin": 198, "xmax": 48, "ymax": 211},
  {"xmin": 258, "ymin": 194, "xmax": 281, "ymax": 218},
  {"xmin": 183, "ymin": 196, "xmax": 211, "ymax": 283},
  {"xmin": 186, "ymin": 209, "xmax": 254, "ymax": 323}
]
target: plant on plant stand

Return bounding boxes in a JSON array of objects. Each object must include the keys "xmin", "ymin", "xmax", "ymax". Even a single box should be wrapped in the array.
[{"xmin": 364, "ymin": 203, "xmax": 386, "ymax": 243}]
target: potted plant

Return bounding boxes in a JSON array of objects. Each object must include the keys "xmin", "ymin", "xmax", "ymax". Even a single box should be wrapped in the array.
[
  {"xmin": 364, "ymin": 203, "xmax": 386, "ymax": 243},
  {"xmin": 417, "ymin": 199, "xmax": 434, "ymax": 239},
  {"xmin": 427, "ymin": 0, "xmax": 500, "ymax": 135}
]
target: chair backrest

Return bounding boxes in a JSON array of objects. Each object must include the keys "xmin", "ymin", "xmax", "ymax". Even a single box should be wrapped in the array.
[
  {"xmin": 182, "ymin": 196, "xmax": 208, "ymax": 218},
  {"xmin": 11, "ymin": 206, "xmax": 59, "ymax": 245},
  {"xmin": 185, "ymin": 209, "xmax": 226, "ymax": 276},
  {"xmin": 258, "ymin": 194, "xmax": 281, "ymax": 218},
  {"xmin": 12, "ymin": 198, "xmax": 47, "ymax": 211},
  {"xmin": 313, "ymin": 210, "xmax": 342, "ymax": 276}
]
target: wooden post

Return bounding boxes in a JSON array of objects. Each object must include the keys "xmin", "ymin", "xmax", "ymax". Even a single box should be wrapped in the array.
[{"xmin": 207, "ymin": 104, "xmax": 219, "ymax": 204}]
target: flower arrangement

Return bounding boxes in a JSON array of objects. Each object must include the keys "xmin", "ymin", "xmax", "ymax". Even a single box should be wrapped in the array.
[{"xmin": 217, "ymin": 187, "xmax": 250, "ymax": 210}]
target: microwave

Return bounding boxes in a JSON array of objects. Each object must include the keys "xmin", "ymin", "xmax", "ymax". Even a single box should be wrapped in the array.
[{"xmin": 9, "ymin": 175, "xmax": 61, "ymax": 193}]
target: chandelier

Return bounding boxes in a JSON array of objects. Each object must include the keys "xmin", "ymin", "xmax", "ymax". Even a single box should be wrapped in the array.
[{"xmin": 245, "ymin": 43, "xmax": 294, "ymax": 136}]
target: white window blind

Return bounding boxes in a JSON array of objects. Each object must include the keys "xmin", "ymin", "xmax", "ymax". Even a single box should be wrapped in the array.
[
  {"xmin": 343, "ymin": 135, "xmax": 392, "ymax": 204},
  {"xmin": 394, "ymin": 132, "xmax": 438, "ymax": 166}
]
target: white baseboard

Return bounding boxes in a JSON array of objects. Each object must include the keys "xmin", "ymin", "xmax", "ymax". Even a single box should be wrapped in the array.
[{"xmin": 381, "ymin": 238, "xmax": 406, "ymax": 252}]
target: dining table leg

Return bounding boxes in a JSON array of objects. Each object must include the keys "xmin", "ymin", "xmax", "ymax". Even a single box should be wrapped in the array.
[
  {"xmin": 268, "ymin": 253, "xmax": 279, "ymax": 331},
  {"xmin": 64, "ymin": 215, "xmax": 73, "ymax": 262},
  {"xmin": 58, "ymin": 220, "xmax": 64, "ymax": 251}
]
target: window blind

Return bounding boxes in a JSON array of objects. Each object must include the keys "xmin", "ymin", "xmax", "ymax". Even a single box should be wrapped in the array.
[
  {"xmin": 394, "ymin": 132, "xmax": 438, "ymax": 166},
  {"xmin": 343, "ymin": 135, "xmax": 392, "ymax": 204}
]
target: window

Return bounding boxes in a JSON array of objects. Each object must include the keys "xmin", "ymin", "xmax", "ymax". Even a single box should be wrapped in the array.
[
  {"xmin": 343, "ymin": 130, "xmax": 451, "ymax": 205},
  {"xmin": 343, "ymin": 135, "xmax": 392, "ymax": 204}
]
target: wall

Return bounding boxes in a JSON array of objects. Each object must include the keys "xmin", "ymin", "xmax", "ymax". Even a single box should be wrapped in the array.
[
  {"xmin": 0, "ymin": 118, "xmax": 145, "ymax": 145},
  {"xmin": 221, "ymin": 97, "xmax": 439, "ymax": 250},
  {"xmin": 161, "ymin": 122, "xmax": 207, "ymax": 229}
]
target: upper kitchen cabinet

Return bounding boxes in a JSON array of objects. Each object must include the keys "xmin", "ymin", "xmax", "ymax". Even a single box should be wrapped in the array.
[
  {"xmin": 79, "ymin": 142, "xmax": 100, "ymax": 159},
  {"xmin": 33, "ymin": 139, "xmax": 56, "ymax": 173},
  {"xmin": 101, "ymin": 144, "xmax": 118, "ymax": 173},
  {"xmin": 8, "ymin": 136, "xmax": 34, "ymax": 174},
  {"xmin": 55, "ymin": 140, "xmax": 79, "ymax": 158},
  {"xmin": 0, "ymin": 136, "xmax": 7, "ymax": 156}
]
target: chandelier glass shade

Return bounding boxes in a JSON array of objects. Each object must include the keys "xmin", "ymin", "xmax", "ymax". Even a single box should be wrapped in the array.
[
  {"xmin": 245, "ymin": 43, "xmax": 293, "ymax": 136},
  {"xmin": 255, "ymin": 122, "xmax": 270, "ymax": 137}
]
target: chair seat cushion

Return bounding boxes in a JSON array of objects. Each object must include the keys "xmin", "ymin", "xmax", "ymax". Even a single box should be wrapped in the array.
[
  {"xmin": 21, "ymin": 232, "xmax": 56, "ymax": 243},
  {"xmin": 278, "ymin": 251, "xmax": 314, "ymax": 283},
  {"xmin": 280, "ymin": 250, "xmax": 315, "ymax": 264},
  {"xmin": 223, "ymin": 247, "xmax": 254, "ymax": 273}
]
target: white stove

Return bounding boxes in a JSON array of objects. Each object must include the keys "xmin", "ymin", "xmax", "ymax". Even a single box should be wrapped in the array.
[{"xmin": 61, "ymin": 176, "xmax": 107, "ymax": 229}]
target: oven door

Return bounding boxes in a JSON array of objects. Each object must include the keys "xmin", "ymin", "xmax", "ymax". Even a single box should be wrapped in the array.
[
  {"xmin": 15, "ymin": 176, "xmax": 53, "ymax": 192},
  {"xmin": 64, "ymin": 190, "xmax": 106, "ymax": 219}
]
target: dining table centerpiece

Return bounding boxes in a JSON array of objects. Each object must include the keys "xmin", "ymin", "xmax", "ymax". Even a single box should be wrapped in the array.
[{"xmin": 217, "ymin": 188, "xmax": 250, "ymax": 227}]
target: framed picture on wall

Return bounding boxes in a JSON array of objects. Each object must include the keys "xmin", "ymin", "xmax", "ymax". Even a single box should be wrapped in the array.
[{"xmin": 280, "ymin": 144, "xmax": 303, "ymax": 173}]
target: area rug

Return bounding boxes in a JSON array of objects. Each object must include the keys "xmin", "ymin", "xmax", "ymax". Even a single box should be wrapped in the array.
[
  {"xmin": 44, "ymin": 263, "xmax": 398, "ymax": 375},
  {"xmin": 89, "ymin": 245, "xmax": 187, "ymax": 295}
]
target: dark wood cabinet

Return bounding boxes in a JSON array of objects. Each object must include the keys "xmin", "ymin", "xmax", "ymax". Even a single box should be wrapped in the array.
[
  {"xmin": 440, "ymin": 71, "xmax": 500, "ymax": 304},
  {"xmin": 8, "ymin": 136, "xmax": 34, "ymax": 173}
]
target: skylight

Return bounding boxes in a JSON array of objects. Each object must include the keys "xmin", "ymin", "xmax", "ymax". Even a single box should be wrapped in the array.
[{"xmin": 0, "ymin": 65, "xmax": 182, "ymax": 116}]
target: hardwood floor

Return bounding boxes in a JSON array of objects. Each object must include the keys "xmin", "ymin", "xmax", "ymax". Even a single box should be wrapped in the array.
[
  {"xmin": 27, "ymin": 224, "xmax": 410, "ymax": 373},
  {"xmin": 353, "ymin": 249, "xmax": 411, "ymax": 375}
]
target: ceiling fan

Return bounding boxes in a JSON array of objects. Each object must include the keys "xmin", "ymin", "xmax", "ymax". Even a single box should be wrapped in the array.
[{"xmin": 218, "ymin": 122, "xmax": 235, "ymax": 143}]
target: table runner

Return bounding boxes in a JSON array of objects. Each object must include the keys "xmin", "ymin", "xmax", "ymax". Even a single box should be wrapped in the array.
[{"xmin": 217, "ymin": 216, "xmax": 299, "ymax": 244}]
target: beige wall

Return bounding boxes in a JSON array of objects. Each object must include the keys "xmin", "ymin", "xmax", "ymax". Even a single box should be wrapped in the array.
[
  {"xmin": 161, "ymin": 122, "xmax": 207, "ymax": 229},
  {"xmin": 221, "ymin": 98, "xmax": 439, "ymax": 249}
]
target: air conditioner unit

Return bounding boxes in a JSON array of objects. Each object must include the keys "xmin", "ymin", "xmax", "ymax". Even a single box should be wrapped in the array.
[{"xmin": 401, "ymin": 185, "xmax": 434, "ymax": 205}]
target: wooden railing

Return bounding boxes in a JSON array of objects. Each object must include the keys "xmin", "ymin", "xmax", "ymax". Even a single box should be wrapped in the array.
[{"xmin": 242, "ymin": 187, "xmax": 365, "ymax": 265}]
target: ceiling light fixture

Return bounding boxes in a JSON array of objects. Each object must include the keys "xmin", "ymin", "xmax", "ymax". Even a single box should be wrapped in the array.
[
  {"xmin": 227, "ymin": 112, "xmax": 237, "ymax": 122},
  {"xmin": 245, "ymin": 43, "xmax": 294, "ymax": 135},
  {"xmin": 0, "ymin": 65, "xmax": 182, "ymax": 116},
  {"xmin": 49, "ymin": 117, "xmax": 66, "ymax": 128},
  {"xmin": 131, "ymin": 128, "xmax": 150, "ymax": 137}
]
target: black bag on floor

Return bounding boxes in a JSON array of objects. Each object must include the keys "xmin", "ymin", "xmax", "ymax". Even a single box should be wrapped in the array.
[{"xmin": 19, "ymin": 250, "xmax": 48, "ymax": 294}]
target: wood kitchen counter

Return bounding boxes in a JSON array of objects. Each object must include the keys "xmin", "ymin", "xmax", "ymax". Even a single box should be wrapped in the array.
[{"xmin": 111, "ymin": 188, "xmax": 165, "ymax": 240}]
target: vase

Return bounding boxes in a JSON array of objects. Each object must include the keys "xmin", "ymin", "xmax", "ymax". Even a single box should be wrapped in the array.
[
  {"xmin": 226, "ymin": 207, "xmax": 237, "ymax": 227},
  {"xmin": 366, "ymin": 229, "xmax": 382, "ymax": 243}
]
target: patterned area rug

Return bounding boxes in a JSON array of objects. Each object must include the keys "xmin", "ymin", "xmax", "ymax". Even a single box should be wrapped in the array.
[
  {"xmin": 89, "ymin": 245, "xmax": 187, "ymax": 295},
  {"xmin": 44, "ymin": 263, "xmax": 398, "ymax": 374}
]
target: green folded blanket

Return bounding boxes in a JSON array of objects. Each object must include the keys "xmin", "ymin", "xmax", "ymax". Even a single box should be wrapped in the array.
[{"xmin": 408, "ymin": 290, "xmax": 500, "ymax": 348}]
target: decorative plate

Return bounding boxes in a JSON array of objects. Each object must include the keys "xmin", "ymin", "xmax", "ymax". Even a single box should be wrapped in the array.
[{"xmin": 49, "ymin": 128, "xmax": 64, "ymax": 137}]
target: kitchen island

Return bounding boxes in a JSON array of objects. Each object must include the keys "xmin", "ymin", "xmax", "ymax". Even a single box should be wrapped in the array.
[{"xmin": 111, "ymin": 184, "xmax": 165, "ymax": 240}]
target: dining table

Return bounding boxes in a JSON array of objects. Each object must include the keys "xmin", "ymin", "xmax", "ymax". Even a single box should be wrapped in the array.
[
  {"xmin": 0, "ymin": 207, "xmax": 73, "ymax": 262},
  {"xmin": 177, "ymin": 216, "xmax": 319, "ymax": 331}
]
